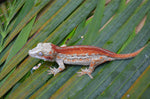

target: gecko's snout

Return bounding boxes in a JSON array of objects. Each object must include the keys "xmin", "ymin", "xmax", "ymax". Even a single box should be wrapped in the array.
[
  {"xmin": 28, "ymin": 49, "xmax": 35, "ymax": 57},
  {"xmin": 28, "ymin": 50, "xmax": 32, "ymax": 56}
]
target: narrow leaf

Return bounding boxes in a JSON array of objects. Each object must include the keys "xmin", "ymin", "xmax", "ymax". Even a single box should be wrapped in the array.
[
  {"xmin": 83, "ymin": 0, "xmax": 105, "ymax": 45},
  {"xmin": 3, "ymin": 16, "xmax": 36, "ymax": 68}
]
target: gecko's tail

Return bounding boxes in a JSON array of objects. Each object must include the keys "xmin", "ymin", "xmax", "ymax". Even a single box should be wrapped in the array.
[{"xmin": 113, "ymin": 45, "xmax": 146, "ymax": 59}]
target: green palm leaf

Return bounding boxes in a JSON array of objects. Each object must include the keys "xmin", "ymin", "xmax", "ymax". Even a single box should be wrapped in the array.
[{"xmin": 0, "ymin": 0, "xmax": 150, "ymax": 98}]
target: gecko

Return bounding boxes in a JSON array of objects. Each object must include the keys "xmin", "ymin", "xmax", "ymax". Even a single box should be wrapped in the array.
[{"xmin": 28, "ymin": 43, "xmax": 145, "ymax": 79}]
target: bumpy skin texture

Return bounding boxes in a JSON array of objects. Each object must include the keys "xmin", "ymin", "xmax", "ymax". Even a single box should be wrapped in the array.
[{"xmin": 28, "ymin": 43, "xmax": 145, "ymax": 78}]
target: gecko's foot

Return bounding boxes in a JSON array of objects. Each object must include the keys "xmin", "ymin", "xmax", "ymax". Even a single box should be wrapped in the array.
[
  {"xmin": 47, "ymin": 67, "xmax": 60, "ymax": 76},
  {"xmin": 77, "ymin": 68, "xmax": 93, "ymax": 79}
]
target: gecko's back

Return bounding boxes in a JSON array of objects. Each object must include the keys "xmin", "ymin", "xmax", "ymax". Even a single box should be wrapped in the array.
[{"xmin": 54, "ymin": 45, "xmax": 116, "ymax": 56}]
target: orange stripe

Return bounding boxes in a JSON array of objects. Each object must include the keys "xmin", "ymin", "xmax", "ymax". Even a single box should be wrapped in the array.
[{"xmin": 55, "ymin": 45, "xmax": 116, "ymax": 57}]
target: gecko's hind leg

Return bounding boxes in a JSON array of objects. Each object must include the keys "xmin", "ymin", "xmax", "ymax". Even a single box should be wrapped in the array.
[
  {"xmin": 77, "ymin": 68, "xmax": 94, "ymax": 79},
  {"xmin": 77, "ymin": 62, "xmax": 96, "ymax": 79}
]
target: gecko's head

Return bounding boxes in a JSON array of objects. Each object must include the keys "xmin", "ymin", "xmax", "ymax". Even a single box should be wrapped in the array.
[{"xmin": 28, "ymin": 43, "xmax": 56, "ymax": 61}]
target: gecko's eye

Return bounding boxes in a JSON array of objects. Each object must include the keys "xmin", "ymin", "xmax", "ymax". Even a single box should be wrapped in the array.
[{"xmin": 38, "ymin": 51, "xmax": 43, "ymax": 56}]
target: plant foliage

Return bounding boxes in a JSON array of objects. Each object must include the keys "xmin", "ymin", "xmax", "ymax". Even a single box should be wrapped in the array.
[{"xmin": 0, "ymin": 0, "xmax": 150, "ymax": 98}]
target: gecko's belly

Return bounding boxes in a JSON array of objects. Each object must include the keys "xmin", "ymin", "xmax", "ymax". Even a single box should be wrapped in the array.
[
  {"xmin": 64, "ymin": 59, "xmax": 91, "ymax": 65},
  {"xmin": 57, "ymin": 53, "xmax": 92, "ymax": 65},
  {"xmin": 57, "ymin": 53, "xmax": 111, "ymax": 66}
]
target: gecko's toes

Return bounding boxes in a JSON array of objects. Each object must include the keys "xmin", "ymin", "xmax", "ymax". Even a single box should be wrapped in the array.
[
  {"xmin": 47, "ymin": 67, "xmax": 59, "ymax": 76},
  {"xmin": 77, "ymin": 68, "xmax": 93, "ymax": 79},
  {"xmin": 47, "ymin": 70, "xmax": 53, "ymax": 75},
  {"xmin": 77, "ymin": 72, "xmax": 83, "ymax": 77}
]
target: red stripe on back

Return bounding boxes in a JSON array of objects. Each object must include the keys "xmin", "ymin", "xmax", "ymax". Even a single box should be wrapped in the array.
[{"xmin": 55, "ymin": 45, "xmax": 116, "ymax": 57}]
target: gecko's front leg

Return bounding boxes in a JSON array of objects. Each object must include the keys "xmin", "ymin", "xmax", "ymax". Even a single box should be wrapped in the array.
[{"xmin": 48, "ymin": 59, "xmax": 65, "ymax": 76}]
